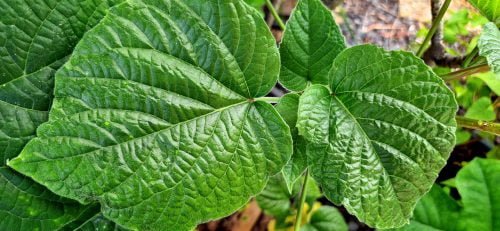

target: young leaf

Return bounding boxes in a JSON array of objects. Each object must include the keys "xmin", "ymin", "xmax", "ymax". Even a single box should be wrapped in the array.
[
  {"xmin": 467, "ymin": 0, "xmax": 500, "ymax": 26},
  {"xmin": 389, "ymin": 185, "xmax": 463, "ymax": 231},
  {"xmin": 0, "ymin": 0, "xmax": 124, "ymax": 165},
  {"xmin": 297, "ymin": 45, "xmax": 458, "ymax": 228},
  {"xmin": 0, "ymin": 167, "xmax": 90, "ymax": 230},
  {"xmin": 457, "ymin": 158, "xmax": 500, "ymax": 231},
  {"xmin": 301, "ymin": 206, "xmax": 348, "ymax": 231},
  {"xmin": 8, "ymin": 0, "xmax": 292, "ymax": 230},
  {"xmin": 279, "ymin": 0, "xmax": 346, "ymax": 91},
  {"xmin": 478, "ymin": 22, "xmax": 500, "ymax": 76},
  {"xmin": 464, "ymin": 96, "xmax": 496, "ymax": 121},
  {"xmin": 276, "ymin": 94, "xmax": 308, "ymax": 191}
]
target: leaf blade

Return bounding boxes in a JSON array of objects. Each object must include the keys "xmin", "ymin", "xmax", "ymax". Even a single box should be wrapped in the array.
[
  {"xmin": 279, "ymin": 0, "xmax": 346, "ymax": 91},
  {"xmin": 297, "ymin": 45, "xmax": 457, "ymax": 228}
]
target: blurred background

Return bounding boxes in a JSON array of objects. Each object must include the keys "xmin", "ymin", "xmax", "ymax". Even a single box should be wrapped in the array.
[{"xmin": 197, "ymin": 0, "xmax": 499, "ymax": 230}]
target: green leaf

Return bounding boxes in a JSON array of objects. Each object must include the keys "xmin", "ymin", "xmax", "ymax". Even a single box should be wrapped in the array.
[
  {"xmin": 0, "ymin": 0, "xmax": 124, "ymax": 165},
  {"xmin": 279, "ymin": 0, "xmax": 346, "ymax": 91},
  {"xmin": 297, "ymin": 45, "xmax": 458, "ymax": 228},
  {"xmin": 478, "ymin": 22, "xmax": 500, "ymax": 75},
  {"xmin": 301, "ymin": 206, "xmax": 348, "ymax": 231},
  {"xmin": 467, "ymin": 0, "xmax": 500, "ymax": 26},
  {"xmin": 256, "ymin": 174, "xmax": 296, "ymax": 218},
  {"xmin": 8, "ymin": 0, "xmax": 292, "ymax": 230},
  {"xmin": 256, "ymin": 173, "xmax": 321, "ymax": 219},
  {"xmin": 457, "ymin": 158, "xmax": 500, "ymax": 231},
  {"xmin": 464, "ymin": 96, "xmax": 496, "ymax": 121},
  {"xmin": 276, "ymin": 94, "xmax": 308, "ymax": 192},
  {"xmin": 473, "ymin": 72, "xmax": 500, "ymax": 95},
  {"xmin": 0, "ymin": 167, "xmax": 90, "ymax": 230},
  {"xmin": 389, "ymin": 185, "xmax": 463, "ymax": 231}
]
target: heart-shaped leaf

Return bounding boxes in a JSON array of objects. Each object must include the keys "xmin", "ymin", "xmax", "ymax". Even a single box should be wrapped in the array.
[
  {"xmin": 297, "ymin": 45, "xmax": 457, "ymax": 228},
  {"xmin": 279, "ymin": 0, "xmax": 346, "ymax": 91},
  {"xmin": 478, "ymin": 22, "xmax": 500, "ymax": 76},
  {"xmin": 8, "ymin": 0, "xmax": 292, "ymax": 230},
  {"xmin": 301, "ymin": 206, "xmax": 348, "ymax": 231}
]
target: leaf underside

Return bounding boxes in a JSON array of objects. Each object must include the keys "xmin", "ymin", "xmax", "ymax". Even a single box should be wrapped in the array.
[
  {"xmin": 297, "ymin": 45, "xmax": 457, "ymax": 228},
  {"xmin": 278, "ymin": 0, "xmax": 346, "ymax": 91},
  {"xmin": 9, "ymin": 0, "xmax": 292, "ymax": 230},
  {"xmin": 478, "ymin": 22, "xmax": 500, "ymax": 76}
]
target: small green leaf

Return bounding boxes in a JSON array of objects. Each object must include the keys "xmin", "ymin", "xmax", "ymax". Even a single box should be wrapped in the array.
[
  {"xmin": 0, "ymin": 167, "xmax": 89, "ymax": 230},
  {"xmin": 457, "ymin": 158, "xmax": 500, "ymax": 231},
  {"xmin": 478, "ymin": 22, "xmax": 500, "ymax": 75},
  {"xmin": 467, "ymin": 0, "xmax": 500, "ymax": 26},
  {"xmin": 301, "ymin": 206, "xmax": 348, "ymax": 231},
  {"xmin": 389, "ymin": 185, "xmax": 463, "ymax": 231},
  {"xmin": 297, "ymin": 45, "xmax": 458, "ymax": 228},
  {"xmin": 279, "ymin": 0, "xmax": 346, "ymax": 91},
  {"xmin": 8, "ymin": 0, "xmax": 292, "ymax": 230},
  {"xmin": 256, "ymin": 174, "xmax": 296, "ymax": 218},
  {"xmin": 276, "ymin": 93, "xmax": 308, "ymax": 192},
  {"xmin": 473, "ymin": 72, "xmax": 500, "ymax": 95},
  {"xmin": 464, "ymin": 96, "xmax": 496, "ymax": 121}
]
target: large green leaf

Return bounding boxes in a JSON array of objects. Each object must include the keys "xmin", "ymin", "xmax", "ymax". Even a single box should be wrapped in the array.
[
  {"xmin": 8, "ymin": 0, "xmax": 292, "ymax": 230},
  {"xmin": 457, "ymin": 158, "xmax": 500, "ymax": 231},
  {"xmin": 467, "ymin": 0, "xmax": 500, "ymax": 26},
  {"xmin": 0, "ymin": 0, "xmax": 124, "ymax": 165},
  {"xmin": 279, "ymin": 0, "xmax": 346, "ymax": 91},
  {"xmin": 296, "ymin": 45, "xmax": 457, "ymax": 228},
  {"xmin": 390, "ymin": 185, "xmax": 463, "ymax": 231},
  {"xmin": 0, "ymin": 167, "xmax": 90, "ymax": 230},
  {"xmin": 276, "ymin": 93, "xmax": 308, "ymax": 191},
  {"xmin": 301, "ymin": 206, "xmax": 348, "ymax": 231},
  {"xmin": 478, "ymin": 22, "xmax": 500, "ymax": 76}
]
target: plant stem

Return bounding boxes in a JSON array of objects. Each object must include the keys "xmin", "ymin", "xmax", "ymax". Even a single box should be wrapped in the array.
[
  {"xmin": 440, "ymin": 64, "xmax": 490, "ymax": 81},
  {"xmin": 462, "ymin": 47, "xmax": 478, "ymax": 68},
  {"xmin": 265, "ymin": 0, "xmax": 286, "ymax": 30},
  {"xmin": 416, "ymin": 0, "xmax": 452, "ymax": 57},
  {"xmin": 294, "ymin": 170, "xmax": 310, "ymax": 231},
  {"xmin": 255, "ymin": 96, "xmax": 281, "ymax": 103},
  {"xmin": 456, "ymin": 116, "xmax": 500, "ymax": 136}
]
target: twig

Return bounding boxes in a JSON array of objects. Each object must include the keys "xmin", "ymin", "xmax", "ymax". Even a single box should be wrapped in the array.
[
  {"xmin": 294, "ymin": 170, "xmax": 310, "ymax": 231},
  {"xmin": 265, "ymin": 0, "xmax": 286, "ymax": 30},
  {"xmin": 456, "ymin": 116, "xmax": 500, "ymax": 136},
  {"xmin": 440, "ymin": 64, "xmax": 490, "ymax": 81},
  {"xmin": 417, "ymin": 0, "xmax": 452, "ymax": 57}
]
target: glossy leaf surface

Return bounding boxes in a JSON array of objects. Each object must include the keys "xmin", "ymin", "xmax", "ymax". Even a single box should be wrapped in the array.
[
  {"xmin": 279, "ymin": 0, "xmax": 346, "ymax": 91},
  {"xmin": 467, "ymin": 0, "xmax": 500, "ymax": 26},
  {"xmin": 297, "ymin": 45, "xmax": 457, "ymax": 228},
  {"xmin": 9, "ymin": 0, "xmax": 292, "ymax": 230}
]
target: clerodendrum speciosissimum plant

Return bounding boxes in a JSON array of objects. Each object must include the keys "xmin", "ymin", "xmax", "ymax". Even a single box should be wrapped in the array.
[{"xmin": 0, "ymin": 0, "xmax": 498, "ymax": 230}]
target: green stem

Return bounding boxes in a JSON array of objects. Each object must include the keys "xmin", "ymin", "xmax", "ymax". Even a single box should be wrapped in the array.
[
  {"xmin": 255, "ymin": 96, "xmax": 281, "ymax": 103},
  {"xmin": 416, "ymin": 0, "xmax": 452, "ymax": 57},
  {"xmin": 462, "ymin": 46, "xmax": 478, "ymax": 68},
  {"xmin": 265, "ymin": 0, "xmax": 286, "ymax": 30},
  {"xmin": 294, "ymin": 170, "xmax": 310, "ymax": 231},
  {"xmin": 440, "ymin": 64, "xmax": 490, "ymax": 81},
  {"xmin": 456, "ymin": 116, "xmax": 500, "ymax": 136}
]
